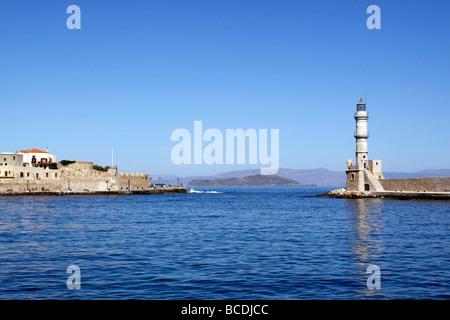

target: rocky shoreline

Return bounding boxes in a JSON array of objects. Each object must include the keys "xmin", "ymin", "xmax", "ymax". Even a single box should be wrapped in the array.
[{"xmin": 317, "ymin": 188, "xmax": 450, "ymax": 200}]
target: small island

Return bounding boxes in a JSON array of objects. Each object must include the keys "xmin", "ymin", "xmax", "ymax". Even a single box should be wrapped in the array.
[{"xmin": 188, "ymin": 174, "xmax": 301, "ymax": 187}]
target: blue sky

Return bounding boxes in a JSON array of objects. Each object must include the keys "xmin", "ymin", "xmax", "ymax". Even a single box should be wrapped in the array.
[{"xmin": 1, "ymin": 0, "xmax": 449, "ymax": 176}]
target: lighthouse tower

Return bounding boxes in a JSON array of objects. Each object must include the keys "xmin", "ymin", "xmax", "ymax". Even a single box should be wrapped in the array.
[
  {"xmin": 346, "ymin": 98, "xmax": 384, "ymax": 192},
  {"xmin": 354, "ymin": 98, "xmax": 369, "ymax": 168}
]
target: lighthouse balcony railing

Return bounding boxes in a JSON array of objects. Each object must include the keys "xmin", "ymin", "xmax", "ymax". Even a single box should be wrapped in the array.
[{"xmin": 354, "ymin": 112, "xmax": 369, "ymax": 117}]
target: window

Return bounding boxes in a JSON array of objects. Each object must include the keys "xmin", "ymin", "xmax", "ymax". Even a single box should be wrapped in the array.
[
  {"xmin": 55, "ymin": 173, "xmax": 58, "ymax": 178},
  {"xmin": 27, "ymin": 172, "xmax": 30, "ymax": 177},
  {"xmin": 13, "ymin": 156, "xmax": 15, "ymax": 161},
  {"xmin": 357, "ymin": 103, "xmax": 366, "ymax": 111},
  {"xmin": 5, "ymin": 172, "xmax": 7, "ymax": 177},
  {"xmin": 365, "ymin": 184, "xmax": 370, "ymax": 191},
  {"xmin": 36, "ymin": 173, "xmax": 39, "ymax": 179},
  {"xmin": 20, "ymin": 172, "xmax": 24, "ymax": 178},
  {"xmin": 46, "ymin": 173, "xmax": 49, "ymax": 178},
  {"xmin": 350, "ymin": 174, "xmax": 355, "ymax": 181}
]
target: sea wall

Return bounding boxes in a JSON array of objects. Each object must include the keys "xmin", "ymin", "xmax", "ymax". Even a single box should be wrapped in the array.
[
  {"xmin": 65, "ymin": 178, "xmax": 110, "ymax": 192},
  {"xmin": 117, "ymin": 173, "xmax": 149, "ymax": 190},
  {"xmin": 0, "ymin": 178, "xmax": 109, "ymax": 192},
  {"xmin": 0, "ymin": 174, "xmax": 150, "ymax": 192},
  {"xmin": 318, "ymin": 188, "xmax": 450, "ymax": 200},
  {"xmin": 380, "ymin": 177, "xmax": 450, "ymax": 192},
  {"xmin": 0, "ymin": 179, "xmax": 63, "ymax": 192},
  {"xmin": 0, "ymin": 186, "xmax": 188, "ymax": 196}
]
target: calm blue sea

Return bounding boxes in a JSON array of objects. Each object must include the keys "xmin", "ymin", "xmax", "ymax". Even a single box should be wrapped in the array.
[{"xmin": 0, "ymin": 187, "xmax": 448, "ymax": 300}]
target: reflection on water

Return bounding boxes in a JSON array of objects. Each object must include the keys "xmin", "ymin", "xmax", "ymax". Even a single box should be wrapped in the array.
[{"xmin": 346, "ymin": 199, "xmax": 385, "ymax": 299}]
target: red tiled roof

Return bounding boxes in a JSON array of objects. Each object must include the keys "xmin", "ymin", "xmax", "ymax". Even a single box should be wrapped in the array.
[{"xmin": 19, "ymin": 148, "xmax": 48, "ymax": 153}]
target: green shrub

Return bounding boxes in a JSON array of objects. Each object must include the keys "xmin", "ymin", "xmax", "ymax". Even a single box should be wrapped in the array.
[
  {"xmin": 60, "ymin": 160, "xmax": 76, "ymax": 166},
  {"xmin": 93, "ymin": 164, "xmax": 110, "ymax": 172}
]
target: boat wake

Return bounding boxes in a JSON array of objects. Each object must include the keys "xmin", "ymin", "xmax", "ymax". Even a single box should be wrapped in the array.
[{"xmin": 188, "ymin": 188, "xmax": 223, "ymax": 194}]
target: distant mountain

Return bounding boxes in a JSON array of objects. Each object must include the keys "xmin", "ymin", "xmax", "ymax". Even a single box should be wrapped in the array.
[
  {"xmin": 185, "ymin": 169, "xmax": 260, "ymax": 181},
  {"xmin": 188, "ymin": 174, "xmax": 301, "ymax": 187},
  {"xmin": 182, "ymin": 168, "xmax": 347, "ymax": 187},
  {"xmin": 153, "ymin": 168, "xmax": 450, "ymax": 187}
]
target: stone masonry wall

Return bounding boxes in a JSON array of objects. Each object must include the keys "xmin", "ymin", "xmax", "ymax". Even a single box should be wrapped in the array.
[
  {"xmin": 0, "ymin": 179, "xmax": 63, "ymax": 192},
  {"xmin": 0, "ymin": 174, "xmax": 150, "ymax": 192},
  {"xmin": 0, "ymin": 160, "xmax": 150, "ymax": 193},
  {"xmin": 380, "ymin": 177, "xmax": 450, "ymax": 192},
  {"xmin": 116, "ymin": 174, "xmax": 149, "ymax": 190}
]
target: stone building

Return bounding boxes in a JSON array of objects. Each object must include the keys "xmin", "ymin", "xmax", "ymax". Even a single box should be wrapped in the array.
[
  {"xmin": 18, "ymin": 148, "xmax": 56, "ymax": 167},
  {"xmin": 0, "ymin": 148, "xmax": 150, "ymax": 192},
  {"xmin": 346, "ymin": 99, "xmax": 449, "ymax": 193},
  {"xmin": 0, "ymin": 152, "xmax": 59, "ymax": 181}
]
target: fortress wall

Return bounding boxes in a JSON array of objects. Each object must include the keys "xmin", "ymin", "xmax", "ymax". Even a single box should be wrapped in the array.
[
  {"xmin": 116, "ymin": 174, "xmax": 149, "ymax": 190},
  {"xmin": 0, "ymin": 178, "xmax": 108, "ymax": 192},
  {"xmin": 63, "ymin": 162, "xmax": 94, "ymax": 176},
  {"xmin": 118, "ymin": 172, "xmax": 148, "ymax": 177},
  {"xmin": 64, "ymin": 178, "xmax": 109, "ymax": 192},
  {"xmin": 93, "ymin": 171, "xmax": 114, "ymax": 177},
  {"xmin": 0, "ymin": 162, "xmax": 150, "ymax": 192},
  {"xmin": 0, "ymin": 179, "xmax": 63, "ymax": 192},
  {"xmin": 65, "ymin": 177, "xmax": 149, "ymax": 192},
  {"xmin": 380, "ymin": 177, "xmax": 450, "ymax": 192},
  {"xmin": 0, "ymin": 176, "xmax": 149, "ymax": 193}
]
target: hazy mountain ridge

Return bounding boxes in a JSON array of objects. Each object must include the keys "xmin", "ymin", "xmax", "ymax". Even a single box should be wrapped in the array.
[
  {"xmin": 188, "ymin": 174, "xmax": 301, "ymax": 187},
  {"xmin": 155, "ymin": 168, "xmax": 450, "ymax": 187}
]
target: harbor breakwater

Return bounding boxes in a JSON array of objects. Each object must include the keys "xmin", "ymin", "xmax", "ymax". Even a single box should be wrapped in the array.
[
  {"xmin": 0, "ymin": 186, "xmax": 187, "ymax": 196},
  {"xmin": 318, "ymin": 188, "xmax": 450, "ymax": 200}
]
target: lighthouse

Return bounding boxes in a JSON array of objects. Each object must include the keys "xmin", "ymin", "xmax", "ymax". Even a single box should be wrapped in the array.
[
  {"xmin": 354, "ymin": 98, "xmax": 369, "ymax": 169},
  {"xmin": 346, "ymin": 98, "xmax": 384, "ymax": 192}
]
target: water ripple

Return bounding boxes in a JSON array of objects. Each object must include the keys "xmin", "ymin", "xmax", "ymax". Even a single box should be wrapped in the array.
[{"xmin": 0, "ymin": 187, "xmax": 448, "ymax": 299}]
